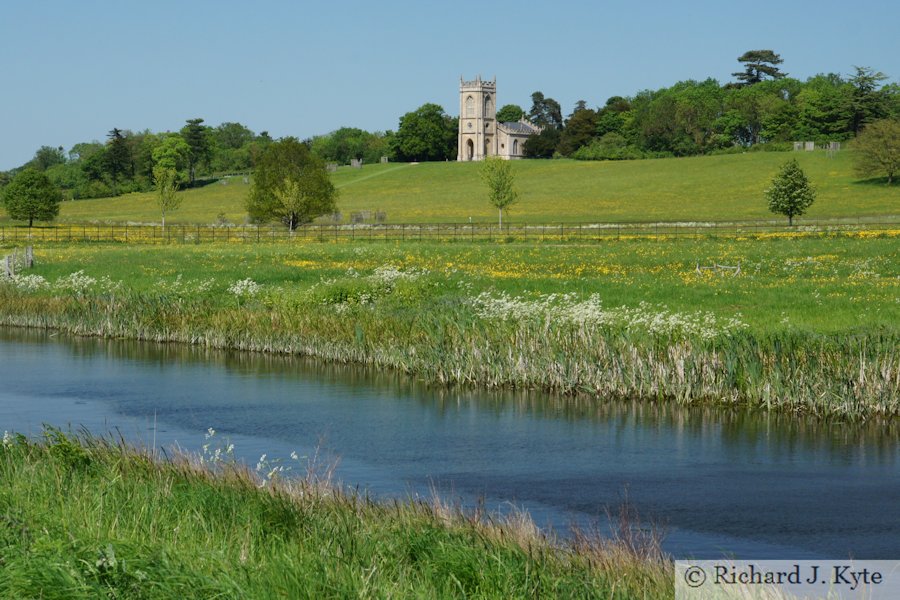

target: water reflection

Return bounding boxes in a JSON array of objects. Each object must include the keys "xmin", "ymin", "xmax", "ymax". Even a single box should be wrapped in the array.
[
  {"xmin": 1, "ymin": 326, "xmax": 898, "ymax": 559},
  {"xmin": 16, "ymin": 327, "xmax": 896, "ymax": 463}
]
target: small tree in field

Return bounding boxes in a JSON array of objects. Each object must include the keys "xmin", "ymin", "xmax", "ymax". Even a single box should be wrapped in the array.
[
  {"xmin": 853, "ymin": 118, "xmax": 900, "ymax": 184},
  {"xmin": 480, "ymin": 156, "xmax": 518, "ymax": 227},
  {"xmin": 152, "ymin": 165, "xmax": 181, "ymax": 231},
  {"xmin": 765, "ymin": 159, "xmax": 815, "ymax": 226},
  {"xmin": 1, "ymin": 168, "xmax": 62, "ymax": 227},
  {"xmin": 246, "ymin": 138, "xmax": 337, "ymax": 230}
]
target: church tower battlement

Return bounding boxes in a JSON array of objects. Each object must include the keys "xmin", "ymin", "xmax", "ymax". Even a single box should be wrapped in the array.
[{"xmin": 458, "ymin": 75, "xmax": 497, "ymax": 162}]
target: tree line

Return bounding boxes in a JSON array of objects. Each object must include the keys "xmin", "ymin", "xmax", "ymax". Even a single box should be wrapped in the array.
[
  {"xmin": 522, "ymin": 56, "xmax": 899, "ymax": 160},
  {"xmin": 2, "ymin": 50, "xmax": 898, "ymax": 208}
]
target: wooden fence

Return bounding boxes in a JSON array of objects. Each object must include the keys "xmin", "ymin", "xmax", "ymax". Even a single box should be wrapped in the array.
[
  {"xmin": 3, "ymin": 246, "xmax": 34, "ymax": 277},
  {"xmin": 0, "ymin": 220, "xmax": 897, "ymax": 245}
]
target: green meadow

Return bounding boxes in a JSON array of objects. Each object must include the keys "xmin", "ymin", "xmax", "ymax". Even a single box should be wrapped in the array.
[
  {"xmin": 12, "ymin": 151, "xmax": 898, "ymax": 226},
  {"xmin": 1, "ymin": 154, "xmax": 898, "ymax": 599},
  {"xmin": 2, "ymin": 235, "xmax": 897, "ymax": 417}
]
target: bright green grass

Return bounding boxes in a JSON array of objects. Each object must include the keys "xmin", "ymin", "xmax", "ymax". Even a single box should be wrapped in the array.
[
  {"xmin": 0, "ymin": 430, "xmax": 669, "ymax": 598},
  {"xmin": 23, "ymin": 236, "xmax": 899, "ymax": 333},
  {"xmin": 2, "ymin": 236, "xmax": 897, "ymax": 417},
  {"xmin": 9, "ymin": 151, "xmax": 897, "ymax": 226}
]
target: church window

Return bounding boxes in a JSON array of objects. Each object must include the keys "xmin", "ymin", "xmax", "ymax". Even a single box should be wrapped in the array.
[
  {"xmin": 465, "ymin": 96, "xmax": 474, "ymax": 117},
  {"xmin": 484, "ymin": 95, "xmax": 492, "ymax": 116}
]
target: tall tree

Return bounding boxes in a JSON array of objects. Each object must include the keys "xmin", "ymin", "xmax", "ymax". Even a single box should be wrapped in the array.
[
  {"xmin": 849, "ymin": 66, "xmax": 889, "ymax": 135},
  {"xmin": 28, "ymin": 146, "xmax": 67, "ymax": 171},
  {"xmin": 105, "ymin": 128, "xmax": 132, "ymax": 194},
  {"xmin": 180, "ymin": 118, "xmax": 212, "ymax": 185},
  {"xmin": 393, "ymin": 104, "xmax": 457, "ymax": 162},
  {"xmin": 766, "ymin": 159, "xmax": 815, "ymax": 225},
  {"xmin": 528, "ymin": 92, "xmax": 564, "ymax": 129},
  {"xmin": 732, "ymin": 50, "xmax": 786, "ymax": 86},
  {"xmin": 558, "ymin": 107, "xmax": 598, "ymax": 156},
  {"xmin": 245, "ymin": 137, "xmax": 337, "ymax": 230},
  {"xmin": 853, "ymin": 118, "xmax": 900, "ymax": 184},
  {"xmin": 1, "ymin": 169, "xmax": 63, "ymax": 227}
]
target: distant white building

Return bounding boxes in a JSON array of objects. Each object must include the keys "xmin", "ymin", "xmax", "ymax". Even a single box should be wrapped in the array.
[{"xmin": 457, "ymin": 76, "xmax": 542, "ymax": 161}]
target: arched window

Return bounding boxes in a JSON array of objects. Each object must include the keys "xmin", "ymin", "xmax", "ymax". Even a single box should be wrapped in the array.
[
  {"xmin": 484, "ymin": 95, "xmax": 492, "ymax": 117},
  {"xmin": 513, "ymin": 139, "xmax": 519, "ymax": 155},
  {"xmin": 466, "ymin": 139, "xmax": 474, "ymax": 161},
  {"xmin": 465, "ymin": 96, "xmax": 474, "ymax": 118}
]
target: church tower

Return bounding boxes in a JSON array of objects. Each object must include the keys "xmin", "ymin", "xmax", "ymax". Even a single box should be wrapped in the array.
[{"xmin": 457, "ymin": 75, "xmax": 496, "ymax": 161}]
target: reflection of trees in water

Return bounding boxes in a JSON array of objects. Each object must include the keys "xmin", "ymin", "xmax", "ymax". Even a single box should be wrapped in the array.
[{"xmin": 3, "ymin": 326, "xmax": 897, "ymax": 464}]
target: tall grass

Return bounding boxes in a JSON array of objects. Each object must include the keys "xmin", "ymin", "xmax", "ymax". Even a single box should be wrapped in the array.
[
  {"xmin": 0, "ymin": 429, "xmax": 671, "ymax": 598},
  {"xmin": 0, "ymin": 243, "xmax": 896, "ymax": 418}
]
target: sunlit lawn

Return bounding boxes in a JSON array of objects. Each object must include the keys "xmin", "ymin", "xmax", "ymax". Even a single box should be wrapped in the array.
[
  {"xmin": 25, "ymin": 235, "xmax": 899, "ymax": 334},
  {"xmin": 5, "ymin": 151, "xmax": 895, "ymax": 226}
]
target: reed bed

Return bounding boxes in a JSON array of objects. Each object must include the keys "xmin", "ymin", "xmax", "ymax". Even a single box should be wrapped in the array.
[{"xmin": 1, "ymin": 237, "xmax": 897, "ymax": 419}]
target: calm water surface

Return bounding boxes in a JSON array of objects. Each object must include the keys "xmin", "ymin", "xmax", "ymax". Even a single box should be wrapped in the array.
[{"xmin": 1, "ymin": 327, "xmax": 897, "ymax": 559}]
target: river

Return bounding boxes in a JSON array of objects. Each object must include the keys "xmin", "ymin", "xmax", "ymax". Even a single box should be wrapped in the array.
[{"xmin": 1, "ymin": 327, "xmax": 897, "ymax": 559}]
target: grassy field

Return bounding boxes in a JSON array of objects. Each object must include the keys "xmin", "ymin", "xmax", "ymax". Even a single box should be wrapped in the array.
[
  {"xmin": 2, "ymin": 235, "xmax": 897, "ymax": 417},
  {"xmin": 0, "ymin": 430, "xmax": 670, "ymax": 598},
  {"xmin": 7, "ymin": 151, "xmax": 897, "ymax": 226}
]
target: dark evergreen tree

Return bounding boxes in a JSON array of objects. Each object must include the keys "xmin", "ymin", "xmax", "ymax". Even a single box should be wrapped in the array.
[
  {"xmin": 732, "ymin": 50, "xmax": 786, "ymax": 86},
  {"xmin": 528, "ymin": 92, "xmax": 564, "ymax": 129},
  {"xmin": 104, "ymin": 128, "xmax": 132, "ymax": 193},
  {"xmin": 180, "ymin": 118, "xmax": 212, "ymax": 185}
]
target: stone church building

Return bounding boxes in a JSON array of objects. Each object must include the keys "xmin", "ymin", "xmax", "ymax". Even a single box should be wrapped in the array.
[{"xmin": 457, "ymin": 76, "xmax": 542, "ymax": 161}]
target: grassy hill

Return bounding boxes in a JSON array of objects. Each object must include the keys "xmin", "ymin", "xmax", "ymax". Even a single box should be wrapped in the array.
[{"xmin": 9, "ymin": 150, "xmax": 898, "ymax": 225}]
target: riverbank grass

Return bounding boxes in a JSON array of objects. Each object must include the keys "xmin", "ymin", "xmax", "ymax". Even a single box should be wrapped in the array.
[
  {"xmin": 0, "ymin": 430, "xmax": 671, "ymax": 598},
  {"xmin": 0, "ymin": 235, "xmax": 897, "ymax": 418}
]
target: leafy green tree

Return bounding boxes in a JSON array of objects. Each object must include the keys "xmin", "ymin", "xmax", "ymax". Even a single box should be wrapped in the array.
[
  {"xmin": 732, "ymin": 50, "xmax": 786, "ymax": 86},
  {"xmin": 1, "ymin": 169, "xmax": 63, "ymax": 226},
  {"xmin": 180, "ymin": 118, "xmax": 212, "ymax": 185},
  {"xmin": 28, "ymin": 146, "xmax": 67, "ymax": 171},
  {"xmin": 523, "ymin": 127, "xmax": 561, "ymax": 158},
  {"xmin": 765, "ymin": 159, "xmax": 815, "ymax": 225},
  {"xmin": 151, "ymin": 135, "xmax": 191, "ymax": 182},
  {"xmin": 209, "ymin": 122, "xmax": 255, "ymax": 173},
  {"xmin": 152, "ymin": 165, "xmax": 180, "ymax": 230},
  {"xmin": 309, "ymin": 127, "xmax": 391, "ymax": 165},
  {"xmin": 480, "ymin": 156, "xmax": 518, "ymax": 226},
  {"xmin": 596, "ymin": 97, "xmax": 630, "ymax": 137},
  {"xmin": 558, "ymin": 107, "xmax": 598, "ymax": 156},
  {"xmin": 147, "ymin": 135, "xmax": 190, "ymax": 229},
  {"xmin": 792, "ymin": 74, "xmax": 852, "ymax": 140},
  {"xmin": 853, "ymin": 118, "xmax": 900, "ymax": 184},
  {"xmin": 213, "ymin": 122, "xmax": 255, "ymax": 150},
  {"xmin": 573, "ymin": 132, "xmax": 643, "ymax": 161},
  {"xmin": 393, "ymin": 104, "xmax": 457, "ymax": 161},
  {"xmin": 246, "ymin": 137, "xmax": 337, "ymax": 230},
  {"xmin": 495, "ymin": 104, "xmax": 525, "ymax": 123}
]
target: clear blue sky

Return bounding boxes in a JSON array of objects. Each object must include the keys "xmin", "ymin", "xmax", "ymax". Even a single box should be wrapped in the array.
[{"xmin": 2, "ymin": 0, "xmax": 898, "ymax": 170}]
